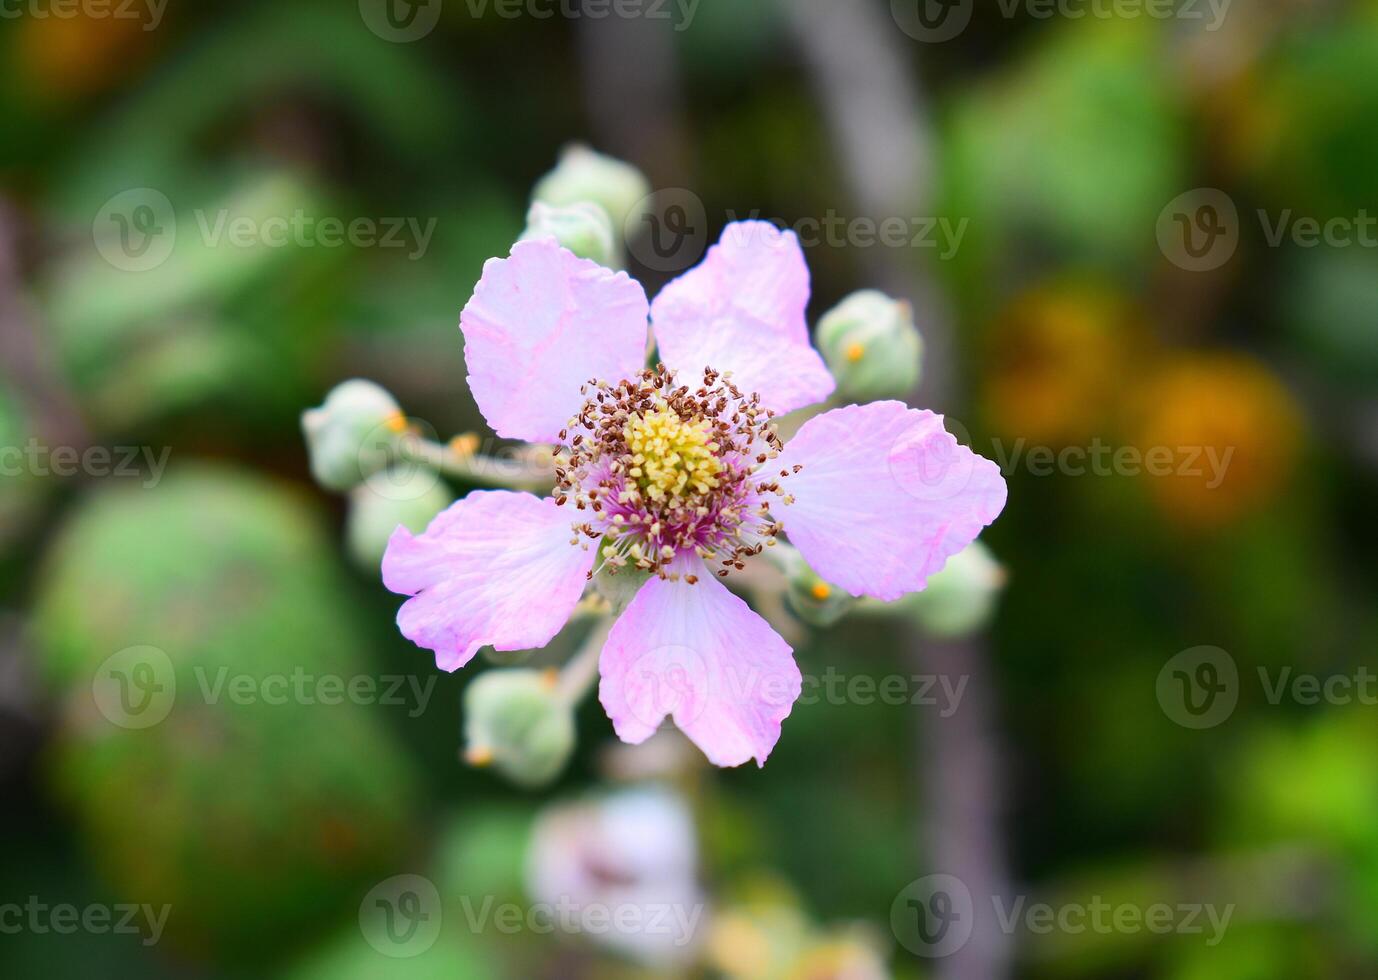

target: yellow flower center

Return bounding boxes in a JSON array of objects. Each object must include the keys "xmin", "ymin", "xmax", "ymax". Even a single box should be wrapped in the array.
[{"xmin": 623, "ymin": 402, "xmax": 723, "ymax": 503}]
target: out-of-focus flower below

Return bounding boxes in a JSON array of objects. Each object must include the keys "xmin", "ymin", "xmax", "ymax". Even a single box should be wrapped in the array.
[
  {"xmin": 526, "ymin": 785, "xmax": 707, "ymax": 965},
  {"xmin": 707, "ymin": 882, "xmax": 890, "ymax": 980}
]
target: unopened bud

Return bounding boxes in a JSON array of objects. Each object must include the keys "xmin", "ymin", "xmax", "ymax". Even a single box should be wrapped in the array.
[
  {"xmin": 905, "ymin": 541, "xmax": 1005, "ymax": 637},
  {"xmin": 520, "ymin": 201, "xmax": 618, "ymax": 267},
  {"xmin": 301, "ymin": 380, "xmax": 404, "ymax": 492},
  {"xmin": 778, "ymin": 546, "xmax": 854, "ymax": 627},
  {"xmin": 346, "ymin": 471, "xmax": 454, "ymax": 570},
  {"xmin": 817, "ymin": 290, "xmax": 923, "ymax": 400},
  {"xmin": 463, "ymin": 669, "xmax": 575, "ymax": 789},
  {"xmin": 532, "ymin": 144, "xmax": 651, "ymax": 241}
]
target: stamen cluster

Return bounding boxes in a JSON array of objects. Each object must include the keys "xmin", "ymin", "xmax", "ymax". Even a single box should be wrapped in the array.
[{"xmin": 555, "ymin": 365, "xmax": 798, "ymax": 581}]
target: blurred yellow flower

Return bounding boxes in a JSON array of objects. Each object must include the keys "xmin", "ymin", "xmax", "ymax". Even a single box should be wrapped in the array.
[
  {"xmin": 1131, "ymin": 352, "xmax": 1303, "ymax": 528},
  {"xmin": 17, "ymin": 9, "xmax": 152, "ymax": 100},
  {"xmin": 983, "ymin": 282, "xmax": 1143, "ymax": 447}
]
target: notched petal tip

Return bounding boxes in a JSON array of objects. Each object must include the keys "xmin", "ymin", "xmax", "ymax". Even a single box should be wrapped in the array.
[{"xmin": 598, "ymin": 568, "xmax": 802, "ymax": 769}]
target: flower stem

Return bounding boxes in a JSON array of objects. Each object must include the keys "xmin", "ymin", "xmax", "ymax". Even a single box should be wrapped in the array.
[
  {"xmin": 557, "ymin": 617, "xmax": 612, "ymax": 706},
  {"xmin": 397, "ymin": 434, "xmax": 554, "ymax": 493}
]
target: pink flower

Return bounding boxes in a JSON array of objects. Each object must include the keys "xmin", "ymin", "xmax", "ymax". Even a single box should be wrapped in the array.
[{"xmin": 383, "ymin": 222, "xmax": 1006, "ymax": 768}]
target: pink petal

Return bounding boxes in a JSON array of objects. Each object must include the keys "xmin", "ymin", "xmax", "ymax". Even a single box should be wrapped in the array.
[
  {"xmin": 460, "ymin": 239, "xmax": 650, "ymax": 443},
  {"xmin": 650, "ymin": 221, "xmax": 835, "ymax": 414},
  {"xmin": 599, "ymin": 563, "xmax": 802, "ymax": 768},
  {"xmin": 382, "ymin": 491, "xmax": 594, "ymax": 671},
  {"xmin": 777, "ymin": 401, "xmax": 1007, "ymax": 601}
]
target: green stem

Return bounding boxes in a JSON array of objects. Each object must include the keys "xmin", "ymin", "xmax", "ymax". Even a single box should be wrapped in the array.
[
  {"xmin": 557, "ymin": 617, "xmax": 611, "ymax": 706},
  {"xmin": 398, "ymin": 435, "xmax": 554, "ymax": 493}
]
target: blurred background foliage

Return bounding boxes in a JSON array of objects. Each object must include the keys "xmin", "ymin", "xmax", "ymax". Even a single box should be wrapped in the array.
[{"xmin": 1, "ymin": 1, "xmax": 1376, "ymax": 978}]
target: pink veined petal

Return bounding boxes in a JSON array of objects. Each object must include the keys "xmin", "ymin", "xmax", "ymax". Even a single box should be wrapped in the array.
[
  {"xmin": 460, "ymin": 238, "xmax": 650, "ymax": 443},
  {"xmin": 382, "ymin": 491, "xmax": 595, "ymax": 672},
  {"xmin": 598, "ymin": 561, "xmax": 802, "ymax": 768},
  {"xmin": 650, "ymin": 221, "xmax": 835, "ymax": 415},
  {"xmin": 777, "ymin": 401, "xmax": 1007, "ymax": 602}
]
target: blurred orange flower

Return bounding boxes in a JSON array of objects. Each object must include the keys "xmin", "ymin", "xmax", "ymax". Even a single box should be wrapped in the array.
[
  {"xmin": 983, "ymin": 281, "xmax": 1144, "ymax": 448},
  {"xmin": 16, "ymin": 9, "xmax": 153, "ymax": 101},
  {"xmin": 1130, "ymin": 351, "xmax": 1303, "ymax": 528}
]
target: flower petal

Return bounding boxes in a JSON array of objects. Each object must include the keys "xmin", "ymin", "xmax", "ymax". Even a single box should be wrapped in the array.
[
  {"xmin": 598, "ymin": 563, "xmax": 801, "ymax": 768},
  {"xmin": 382, "ymin": 490, "xmax": 594, "ymax": 671},
  {"xmin": 460, "ymin": 239, "xmax": 650, "ymax": 443},
  {"xmin": 650, "ymin": 221, "xmax": 835, "ymax": 414},
  {"xmin": 777, "ymin": 401, "xmax": 1007, "ymax": 601}
]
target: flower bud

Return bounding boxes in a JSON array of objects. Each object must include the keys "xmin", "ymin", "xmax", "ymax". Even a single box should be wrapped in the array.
[
  {"xmin": 816, "ymin": 290, "xmax": 924, "ymax": 400},
  {"xmin": 778, "ymin": 546, "xmax": 854, "ymax": 628},
  {"xmin": 520, "ymin": 201, "xmax": 618, "ymax": 267},
  {"xmin": 301, "ymin": 380, "xmax": 405, "ymax": 492},
  {"xmin": 905, "ymin": 541, "xmax": 1005, "ymax": 637},
  {"xmin": 532, "ymin": 144, "xmax": 651, "ymax": 241},
  {"xmin": 346, "ymin": 471, "xmax": 454, "ymax": 571},
  {"xmin": 463, "ymin": 669, "xmax": 575, "ymax": 789}
]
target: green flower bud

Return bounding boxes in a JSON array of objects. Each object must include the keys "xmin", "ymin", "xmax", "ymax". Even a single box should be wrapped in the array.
[
  {"xmin": 817, "ymin": 290, "xmax": 924, "ymax": 400},
  {"xmin": 301, "ymin": 380, "xmax": 405, "ymax": 492},
  {"xmin": 905, "ymin": 541, "xmax": 1005, "ymax": 638},
  {"xmin": 520, "ymin": 201, "xmax": 618, "ymax": 267},
  {"xmin": 345, "ymin": 470, "xmax": 454, "ymax": 571},
  {"xmin": 532, "ymin": 144, "xmax": 651, "ymax": 241},
  {"xmin": 463, "ymin": 669, "xmax": 575, "ymax": 789},
  {"xmin": 777, "ymin": 545, "xmax": 854, "ymax": 628}
]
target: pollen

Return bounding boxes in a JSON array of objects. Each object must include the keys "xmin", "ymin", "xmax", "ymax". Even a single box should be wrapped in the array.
[
  {"xmin": 845, "ymin": 342, "xmax": 866, "ymax": 363},
  {"xmin": 810, "ymin": 582, "xmax": 832, "ymax": 601},
  {"xmin": 623, "ymin": 402, "xmax": 723, "ymax": 503}
]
